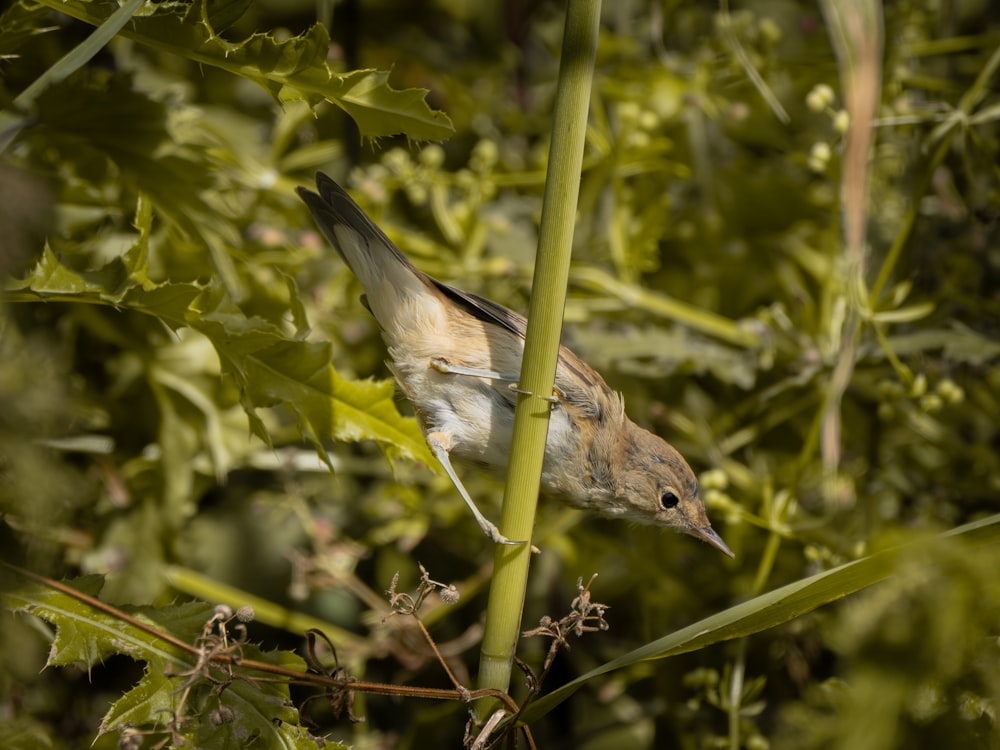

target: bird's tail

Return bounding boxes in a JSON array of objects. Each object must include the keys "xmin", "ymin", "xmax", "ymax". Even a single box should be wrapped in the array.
[{"xmin": 296, "ymin": 173, "xmax": 437, "ymax": 332}]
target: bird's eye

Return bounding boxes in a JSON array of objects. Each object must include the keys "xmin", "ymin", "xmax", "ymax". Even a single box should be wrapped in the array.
[{"xmin": 659, "ymin": 489, "xmax": 679, "ymax": 510}]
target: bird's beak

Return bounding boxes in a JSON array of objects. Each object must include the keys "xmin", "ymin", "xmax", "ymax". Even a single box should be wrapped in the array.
[{"xmin": 691, "ymin": 524, "xmax": 734, "ymax": 558}]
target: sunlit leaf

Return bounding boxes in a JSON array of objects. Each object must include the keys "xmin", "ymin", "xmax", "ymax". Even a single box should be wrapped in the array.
[
  {"xmin": 34, "ymin": 0, "xmax": 454, "ymax": 141},
  {"xmin": 7, "ymin": 235, "xmax": 433, "ymax": 468},
  {"xmin": 189, "ymin": 285, "xmax": 432, "ymax": 465},
  {"xmin": 1, "ymin": 576, "xmax": 196, "ymax": 668}
]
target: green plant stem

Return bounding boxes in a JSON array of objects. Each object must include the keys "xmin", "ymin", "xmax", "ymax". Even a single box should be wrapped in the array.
[
  {"xmin": 729, "ymin": 482, "xmax": 784, "ymax": 750},
  {"xmin": 475, "ymin": 0, "xmax": 601, "ymax": 718},
  {"xmin": 818, "ymin": 0, "xmax": 881, "ymax": 495},
  {"xmin": 728, "ymin": 638, "xmax": 749, "ymax": 750}
]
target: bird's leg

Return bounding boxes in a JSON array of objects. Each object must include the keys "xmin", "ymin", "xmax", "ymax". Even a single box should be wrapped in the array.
[
  {"xmin": 426, "ymin": 430, "xmax": 523, "ymax": 546},
  {"xmin": 430, "ymin": 357, "xmax": 517, "ymax": 382},
  {"xmin": 430, "ymin": 357, "xmax": 560, "ymax": 404}
]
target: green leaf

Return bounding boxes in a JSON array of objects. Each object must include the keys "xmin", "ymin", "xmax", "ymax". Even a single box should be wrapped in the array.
[
  {"xmin": 34, "ymin": 0, "xmax": 454, "ymax": 141},
  {"xmin": 870, "ymin": 301, "xmax": 935, "ymax": 324},
  {"xmin": 334, "ymin": 68, "xmax": 456, "ymax": 142},
  {"xmin": 2, "ymin": 576, "xmax": 331, "ymax": 749},
  {"xmin": 1, "ymin": 576, "xmax": 197, "ymax": 669},
  {"xmin": 205, "ymin": 0, "xmax": 253, "ymax": 33},
  {"xmin": 100, "ymin": 666, "xmax": 180, "ymax": 735},
  {"xmin": 99, "ymin": 644, "xmax": 325, "ymax": 748},
  {"xmin": 190, "ymin": 285, "xmax": 432, "ymax": 466},
  {"xmin": 7, "ymin": 235, "xmax": 433, "ymax": 469},
  {"xmin": 7, "ymin": 244, "xmax": 199, "ymax": 330},
  {"xmin": 29, "ymin": 72, "xmax": 243, "ymax": 296},
  {"xmin": 516, "ymin": 513, "xmax": 1000, "ymax": 724}
]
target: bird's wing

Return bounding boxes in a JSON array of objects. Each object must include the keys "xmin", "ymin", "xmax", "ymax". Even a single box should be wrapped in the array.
[{"xmin": 435, "ymin": 281, "xmax": 614, "ymax": 403}]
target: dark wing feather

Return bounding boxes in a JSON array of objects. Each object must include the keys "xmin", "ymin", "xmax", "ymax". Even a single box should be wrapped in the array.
[
  {"xmin": 435, "ymin": 281, "xmax": 607, "ymax": 393},
  {"xmin": 433, "ymin": 282, "xmax": 528, "ymax": 339},
  {"xmin": 296, "ymin": 173, "xmax": 424, "ymax": 278}
]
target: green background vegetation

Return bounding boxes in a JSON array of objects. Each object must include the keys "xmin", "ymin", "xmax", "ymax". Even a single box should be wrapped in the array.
[{"xmin": 1, "ymin": 1, "xmax": 999, "ymax": 748}]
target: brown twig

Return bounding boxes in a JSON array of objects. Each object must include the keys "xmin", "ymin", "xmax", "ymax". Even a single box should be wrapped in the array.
[
  {"xmin": 514, "ymin": 574, "xmax": 608, "ymax": 719},
  {"xmin": 2, "ymin": 562, "xmax": 521, "ymax": 713},
  {"xmin": 383, "ymin": 563, "xmax": 469, "ymax": 695}
]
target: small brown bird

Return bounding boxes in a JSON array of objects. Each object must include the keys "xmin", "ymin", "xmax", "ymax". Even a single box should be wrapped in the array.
[{"xmin": 297, "ymin": 174, "xmax": 732, "ymax": 557}]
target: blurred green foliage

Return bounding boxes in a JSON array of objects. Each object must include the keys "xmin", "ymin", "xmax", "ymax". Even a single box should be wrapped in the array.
[{"xmin": 1, "ymin": 0, "xmax": 999, "ymax": 748}]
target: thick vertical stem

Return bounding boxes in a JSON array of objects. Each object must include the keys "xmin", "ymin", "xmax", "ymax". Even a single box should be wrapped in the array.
[{"xmin": 475, "ymin": 0, "xmax": 601, "ymax": 718}]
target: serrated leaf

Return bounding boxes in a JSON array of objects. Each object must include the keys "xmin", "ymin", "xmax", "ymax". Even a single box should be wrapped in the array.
[
  {"xmin": 101, "ymin": 666, "xmax": 180, "ymax": 734},
  {"xmin": 7, "ymin": 236, "xmax": 433, "ymax": 468},
  {"xmin": 101, "ymin": 646, "xmax": 323, "ymax": 749},
  {"xmin": 334, "ymin": 68, "xmax": 455, "ymax": 142},
  {"xmin": 7, "ymin": 244, "xmax": 126, "ymax": 297},
  {"xmin": 29, "ymin": 71, "xmax": 243, "ymax": 295},
  {"xmin": 36, "ymin": 0, "xmax": 454, "ymax": 141},
  {"xmin": 121, "ymin": 282, "xmax": 205, "ymax": 329},
  {"xmin": 2, "ymin": 576, "xmax": 328, "ymax": 748},
  {"xmin": 1, "ymin": 576, "xmax": 198, "ymax": 669},
  {"xmin": 190, "ymin": 286, "xmax": 432, "ymax": 465},
  {"xmin": 7, "ymin": 244, "xmax": 200, "ymax": 330}
]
